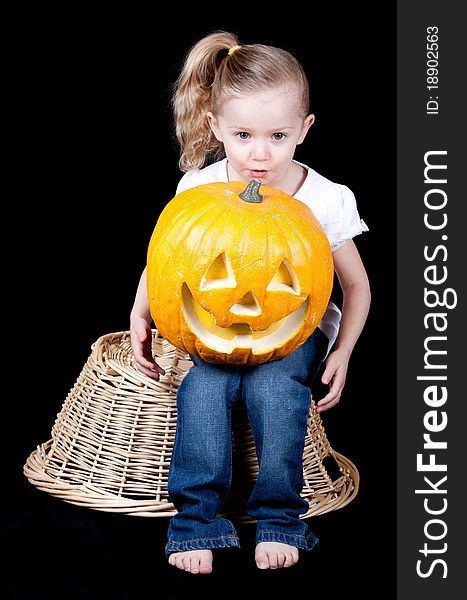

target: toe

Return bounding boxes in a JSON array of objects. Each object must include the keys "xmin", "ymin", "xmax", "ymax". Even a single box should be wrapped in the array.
[
  {"xmin": 199, "ymin": 556, "xmax": 213, "ymax": 575},
  {"xmin": 277, "ymin": 552, "xmax": 286, "ymax": 568},
  {"xmin": 268, "ymin": 552, "xmax": 279, "ymax": 569},
  {"xmin": 256, "ymin": 550, "xmax": 269, "ymax": 570},
  {"xmin": 189, "ymin": 556, "xmax": 199, "ymax": 574},
  {"xmin": 283, "ymin": 551, "xmax": 295, "ymax": 567}
]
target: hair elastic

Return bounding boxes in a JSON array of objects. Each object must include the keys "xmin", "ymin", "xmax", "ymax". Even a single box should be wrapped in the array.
[{"xmin": 228, "ymin": 44, "xmax": 242, "ymax": 56}]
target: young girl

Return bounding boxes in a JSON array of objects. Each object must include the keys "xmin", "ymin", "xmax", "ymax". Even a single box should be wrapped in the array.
[{"xmin": 130, "ymin": 31, "xmax": 370, "ymax": 575}]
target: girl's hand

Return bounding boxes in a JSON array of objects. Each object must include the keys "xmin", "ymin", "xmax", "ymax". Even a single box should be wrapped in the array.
[
  {"xmin": 316, "ymin": 348, "xmax": 350, "ymax": 413},
  {"xmin": 130, "ymin": 316, "xmax": 166, "ymax": 380}
]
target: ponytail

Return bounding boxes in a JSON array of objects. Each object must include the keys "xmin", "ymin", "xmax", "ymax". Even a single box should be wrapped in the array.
[{"xmin": 172, "ymin": 31, "xmax": 238, "ymax": 171}]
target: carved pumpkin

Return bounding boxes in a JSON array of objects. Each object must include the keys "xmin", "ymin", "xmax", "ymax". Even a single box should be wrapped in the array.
[{"xmin": 147, "ymin": 180, "xmax": 333, "ymax": 365}]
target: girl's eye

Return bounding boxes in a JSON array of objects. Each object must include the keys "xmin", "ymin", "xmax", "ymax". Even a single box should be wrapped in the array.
[
  {"xmin": 272, "ymin": 132, "xmax": 286, "ymax": 140},
  {"xmin": 237, "ymin": 132, "xmax": 250, "ymax": 140}
]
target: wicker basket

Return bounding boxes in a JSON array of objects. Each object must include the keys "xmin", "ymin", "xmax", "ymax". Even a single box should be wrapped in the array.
[{"xmin": 24, "ymin": 330, "xmax": 359, "ymax": 519}]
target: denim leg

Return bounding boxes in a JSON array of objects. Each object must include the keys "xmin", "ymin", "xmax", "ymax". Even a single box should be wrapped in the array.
[
  {"xmin": 165, "ymin": 357, "xmax": 242, "ymax": 556},
  {"xmin": 242, "ymin": 329, "xmax": 328, "ymax": 551}
]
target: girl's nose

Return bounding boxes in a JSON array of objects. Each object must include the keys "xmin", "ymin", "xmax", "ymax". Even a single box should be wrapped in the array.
[{"xmin": 250, "ymin": 143, "xmax": 270, "ymax": 161}]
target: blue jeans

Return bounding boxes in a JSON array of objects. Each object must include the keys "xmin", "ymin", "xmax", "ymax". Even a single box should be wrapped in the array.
[{"xmin": 165, "ymin": 328, "xmax": 329, "ymax": 556}]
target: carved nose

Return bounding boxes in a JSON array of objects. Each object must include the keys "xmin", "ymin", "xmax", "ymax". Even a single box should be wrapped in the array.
[{"xmin": 230, "ymin": 291, "xmax": 262, "ymax": 316}]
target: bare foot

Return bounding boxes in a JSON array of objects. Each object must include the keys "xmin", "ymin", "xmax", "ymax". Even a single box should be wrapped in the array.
[
  {"xmin": 255, "ymin": 542, "xmax": 299, "ymax": 569},
  {"xmin": 168, "ymin": 549, "xmax": 213, "ymax": 574}
]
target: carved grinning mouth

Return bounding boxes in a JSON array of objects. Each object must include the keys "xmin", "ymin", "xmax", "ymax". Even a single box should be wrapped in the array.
[{"xmin": 181, "ymin": 283, "xmax": 309, "ymax": 354}]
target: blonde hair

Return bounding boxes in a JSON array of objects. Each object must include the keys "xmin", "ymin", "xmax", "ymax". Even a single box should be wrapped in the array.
[{"xmin": 172, "ymin": 31, "xmax": 310, "ymax": 172}]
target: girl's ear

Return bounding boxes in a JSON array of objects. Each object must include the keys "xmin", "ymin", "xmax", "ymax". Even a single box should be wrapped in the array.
[
  {"xmin": 297, "ymin": 114, "xmax": 315, "ymax": 145},
  {"xmin": 207, "ymin": 112, "xmax": 222, "ymax": 141}
]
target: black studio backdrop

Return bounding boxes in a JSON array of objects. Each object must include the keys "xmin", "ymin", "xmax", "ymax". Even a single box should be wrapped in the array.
[{"xmin": 7, "ymin": 9, "xmax": 395, "ymax": 600}]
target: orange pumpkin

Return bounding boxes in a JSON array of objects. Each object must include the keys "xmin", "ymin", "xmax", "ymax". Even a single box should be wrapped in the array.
[{"xmin": 147, "ymin": 180, "xmax": 333, "ymax": 365}]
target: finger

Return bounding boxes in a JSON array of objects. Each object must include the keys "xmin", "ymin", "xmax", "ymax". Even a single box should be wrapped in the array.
[
  {"xmin": 141, "ymin": 344, "xmax": 156, "ymax": 363},
  {"xmin": 142, "ymin": 351, "xmax": 165, "ymax": 375},
  {"xmin": 317, "ymin": 381, "xmax": 341, "ymax": 405},
  {"xmin": 135, "ymin": 363, "xmax": 161, "ymax": 380},
  {"xmin": 136, "ymin": 342, "xmax": 158, "ymax": 367},
  {"xmin": 135, "ymin": 353, "xmax": 157, "ymax": 370},
  {"xmin": 316, "ymin": 399, "xmax": 338, "ymax": 413},
  {"xmin": 321, "ymin": 365, "xmax": 336, "ymax": 385},
  {"xmin": 318, "ymin": 382, "xmax": 342, "ymax": 405},
  {"xmin": 154, "ymin": 364, "xmax": 166, "ymax": 375},
  {"xmin": 317, "ymin": 391, "xmax": 341, "ymax": 412}
]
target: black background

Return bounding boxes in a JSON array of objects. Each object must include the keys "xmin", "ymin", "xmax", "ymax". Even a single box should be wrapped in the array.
[{"xmin": 5, "ymin": 8, "xmax": 395, "ymax": 599}]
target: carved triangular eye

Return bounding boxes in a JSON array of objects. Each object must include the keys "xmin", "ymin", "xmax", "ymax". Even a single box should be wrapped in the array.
[
  {"xmin": 266, "ymin": 259, "xmax": 300, "ymax": 295},
  {"xmin": 200, "ymin": 253, "xmax": 237, "ymax": 291},
  {"xmin": 230, "ymin": 291, "xmax": 262, "ymax": 316}
]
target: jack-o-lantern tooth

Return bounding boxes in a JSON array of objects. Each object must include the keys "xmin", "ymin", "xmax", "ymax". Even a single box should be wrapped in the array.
[{"xmin": 230, "ymin": 291, "xmax": 261, "ymax": 316}]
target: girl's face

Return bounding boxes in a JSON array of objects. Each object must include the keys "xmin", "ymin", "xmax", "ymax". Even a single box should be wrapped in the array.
[{"xmin": 207, "ymin": 87, "xmax": 314, "ymax": 193}]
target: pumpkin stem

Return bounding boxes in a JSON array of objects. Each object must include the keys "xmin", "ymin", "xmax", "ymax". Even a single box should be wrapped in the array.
[{"xmin": 239, "ymin": 179, "xmax": 263, "ymax": 203}]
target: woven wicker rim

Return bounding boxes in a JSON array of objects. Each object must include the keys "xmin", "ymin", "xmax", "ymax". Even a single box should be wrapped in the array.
[{"xmin": 24, "ymin": 330, "xmax": 359, "ymax": 520}]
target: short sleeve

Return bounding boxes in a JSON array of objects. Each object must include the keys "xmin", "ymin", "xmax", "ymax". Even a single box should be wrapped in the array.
[
  {"xmin": 175, "ymin": 170, "xmax": 201, "ymax": 195},
  {"xmin": 175, "ymin": 160, "xmax": 228, "ymax": 194},
  {"xmin": 321, "ymin": 185, "xmax": 369, "ymax": 252}
]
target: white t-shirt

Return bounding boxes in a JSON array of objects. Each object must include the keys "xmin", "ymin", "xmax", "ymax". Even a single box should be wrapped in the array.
[{"xmin": 176, "ymin": 158, "xmax": 369, "ymax": 354}]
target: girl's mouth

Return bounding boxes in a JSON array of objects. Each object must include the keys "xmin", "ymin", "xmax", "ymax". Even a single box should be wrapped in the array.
[{"xmin": 249, "ymin": 169, "xmax": 268, "ymax": 178}]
